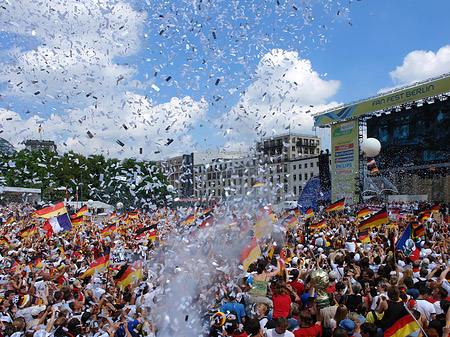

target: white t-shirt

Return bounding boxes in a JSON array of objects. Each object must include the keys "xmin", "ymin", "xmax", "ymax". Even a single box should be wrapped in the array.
[
  {"xmin": 265, "ymin": 328, "xmax": 295, "ymax": 337},
  {"xmin": 416, "ymin": 299, "xmax": 436, "ymax": 322}
]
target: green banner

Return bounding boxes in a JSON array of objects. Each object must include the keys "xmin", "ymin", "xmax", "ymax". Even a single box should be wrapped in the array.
[
  {"xmin": 331, "ymin": 120, "xmax": 359, "ymax": 204},
  {"xmin": 315, "ymin": 76, "xmax": 450, "ymax": 126}
]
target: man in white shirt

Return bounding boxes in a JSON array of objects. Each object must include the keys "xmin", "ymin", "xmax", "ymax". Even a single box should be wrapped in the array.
[
  {"xmin": 265, "ymin": 317, "xmax": 294, "ymax": 337},
  {"xmin": 415, "ymin": 287, "xmax": 436, "ymax": 323}
]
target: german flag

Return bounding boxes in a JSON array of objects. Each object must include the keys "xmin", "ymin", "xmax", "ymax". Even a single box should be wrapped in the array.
[
  {"xmin": 359, "ymin": 209, "xmax": 388, "ymax": 231},
  {"xmin": 34, "ymin": 258, "xmax": 44, "ymax": 269},
  {"xmin": 114, "ymin": 260, "xmax": 143, "ymax": 290},
  {"xmin": 19, "ymin": 225, "xmax": 34, "ymax": 238},
  {"xmin": 418, "ymin": 211, "xmax": 431, "ymax": 223},
  {"xmin": 35, "ymin": 202, "xmax": 67, "ymax": 219},
  {"xmin": 203, "ymin": 208, "xmax": 211, "ymax": 215},
  {"xmin": 305, "ymin": 208, "xmax": 314, "ymax": 219},
  {"xmin": 317, "ymin": 220, "xmax": 326, "ymax": 229},
  {"xmin": 383, "ymin": 305, "xmax": 419, "ymax": 337},
  {"xmin": 240, "ymin": 237, "xmax": 261, "ymax": 272},
  {"xmin": 0, "ymin": 237, "xmax": 10, "ymax": 246},
  {"xmin": 135, "ymin": 225, "xmax": 157, "ymax": 239},
  {"xmin": 284, "ymin": 215, "xmax": 298, "ymax": 230},
  {"xmin": 80, "ymin": 249, "xmax": 110, "ymax": 279},
  {"xmin": 72, "ymin": 205, "xmax": 88, "ymax": 219},
  {"xmin": 71, "ymin": 216, "xmax": 83, "ymax": 227},
  {"xmin": 28, "ymin": 225, "xmax": 38, "ymax": 237},
  {"xmin": 358, "ymin": 228, "xmax": 370, "ymax": 243},
  {"xmin": 431, "ymin": 205, "xmax": 440, "ymax": 213},
  {"xmin": 294, "ymin": 208, "xmax": 300, "ymax": 217},
  {"xmin": 10, "ymin": 260, "xmax": 20, "ymax": 272},
  {"xmin": 200, "ymin": 214, "xmax": 214, "ymax": 228},
  {"xmin": 128, "ymin": 212, "xmax": 139, "ymax": 219},
  {"xmin": 325, "ymin": 198, "xmax": 345, "ymax": 212},
  {"xmin": 5, "ymin": 215, "xmax": 16, "ymax": 225},
  {"xmin": 184, "ymin": 214, "xmax": 195, "ymax": 225},
  {"xmin": 101, "ymin": 224, "xmax": 116, "ymax": 237},
  {"xmin": 357, "ymin": 207, "xmax": 371, "ymax": 218},
  {"xmin": 310, "ymin": 220, "xmax": 325, "ymax": 231},
  {"xmin": 412, "ymin": 221, "xmax": 425, "ymax": 239}
]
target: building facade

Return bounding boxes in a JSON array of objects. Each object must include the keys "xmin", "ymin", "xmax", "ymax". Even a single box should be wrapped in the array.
[
  {"xmin": 158, "ymin": 133, "xmax": 326, "ymax": 206},
  {"xmin": 24, "ymin": 139, "xmax": 57, "ymax": 152}
]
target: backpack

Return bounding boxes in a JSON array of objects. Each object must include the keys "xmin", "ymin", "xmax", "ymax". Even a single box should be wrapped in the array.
[{"xmin": 371, "ymin": 310, "xmax": 382, "ymax": 328}]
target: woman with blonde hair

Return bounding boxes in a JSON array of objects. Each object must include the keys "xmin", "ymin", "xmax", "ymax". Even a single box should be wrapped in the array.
[{"xmin": 328, "ymin": 304, "xmax": 348, "ymax": 330}]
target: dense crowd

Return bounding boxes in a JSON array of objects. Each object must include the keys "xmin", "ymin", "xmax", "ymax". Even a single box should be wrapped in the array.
[{"xmin": 0, "ymin": 200, "xmax": 449, "ymax": 337}]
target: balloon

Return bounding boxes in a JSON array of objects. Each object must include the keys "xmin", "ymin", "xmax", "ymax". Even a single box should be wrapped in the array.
[
  {"xmin": 361, "ymin": 138, "xmax": 381, "ymax": 157},
  {"xmin": 116, "ymin": 202, "xmax": 123, "ymax": 209}
]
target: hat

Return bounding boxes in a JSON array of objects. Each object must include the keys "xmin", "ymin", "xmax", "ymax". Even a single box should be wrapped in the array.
[
  {"xmin": 31, "ymin": 305, "xmax": 46, "ymax": 316},
  {"xmin": 329, "ymin": 271, "xmax": 338, "ymax": 281},
  {"xmin": 340, "ymin": 318, "xmax": 355, "ymax": 334},
  {"xmin": 354, "ymin": 253, "xmax": 360, "ymax": 262}
]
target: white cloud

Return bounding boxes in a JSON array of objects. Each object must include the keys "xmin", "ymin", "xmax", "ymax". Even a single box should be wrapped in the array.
[
  {"xmin": 389, "ymin": 45, "xmax": 450, "ymax": 84},
  {"xmin": 0, "ymin": 94, "xmax": 208, "ymax": 160},
  {"xmin": 219, "ymin": 49, "xmax": 340, "ymax": 144}
]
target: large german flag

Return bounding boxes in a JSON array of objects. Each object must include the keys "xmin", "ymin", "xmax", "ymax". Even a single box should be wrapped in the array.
[
  {"xmin": 114, "ymin": 260, "xmax": 143, "ymax": 290},
  {"xmin": 359, "ymin": 209, "xmax": 388, "ymax": 231},
  {"xmin": 383, "ymin": 306, "xmax": 419, "ymax": 337},
  {"xmin": 80, "ymin": 249, "xmax": 110, "ymax": 279},
  {"xmin": 35, "ymin": 202, "xmax": 67, "ymax": 219},
  {"xmin": 325, "ymin": 198, "xmax": 345, "ymax": 212},
  {"xmin": 240, "ymin": 237, "xmax": 261, "ymax": 272}
]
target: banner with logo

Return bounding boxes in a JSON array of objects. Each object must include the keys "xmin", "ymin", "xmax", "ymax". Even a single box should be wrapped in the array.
[{"xmin": 331, "ymin": 120, "xmax": 359, "ymax": 204}]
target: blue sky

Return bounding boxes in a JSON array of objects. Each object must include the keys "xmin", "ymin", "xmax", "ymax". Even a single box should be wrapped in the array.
[{"xmin": 0, "ymin": 0, "xmax": 449, "ymax": 160}]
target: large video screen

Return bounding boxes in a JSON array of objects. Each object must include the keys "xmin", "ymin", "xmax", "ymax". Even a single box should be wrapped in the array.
[{"xmin": 367, "ymin": 99, "xmax": 450, "ymax": 169}]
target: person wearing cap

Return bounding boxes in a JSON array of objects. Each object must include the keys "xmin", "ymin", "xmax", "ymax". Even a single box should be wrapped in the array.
[
  {"xmin": 339, "ymin": 318, "xmax": 355, "ymax": 336},
  {"xmin": 327, "ymin": 271, "xmax": 338, "ymax": 293}
]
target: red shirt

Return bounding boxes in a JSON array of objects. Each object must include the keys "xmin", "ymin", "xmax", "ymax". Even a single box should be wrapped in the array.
[
  {"xmin": 272, "ymin": 294, "xmax": 292, "ymax": 319},
  {"xmin": 288, "ymin": 280, "xmax": 306, "ymax": 296},
  {"xmin": 294, "ymin": 324, "xmax": 322, "ymax": 337}
]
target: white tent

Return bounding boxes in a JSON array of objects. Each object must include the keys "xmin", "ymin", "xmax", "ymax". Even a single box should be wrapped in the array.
[{"xmin": 66, "ymin": 200, "xmax": 114, "ymax": 213}]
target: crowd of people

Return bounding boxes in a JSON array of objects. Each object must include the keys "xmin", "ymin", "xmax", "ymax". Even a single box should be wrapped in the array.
[{"xmin": 0, "ymin": 200, "xmax": 449, "ymax": 337}]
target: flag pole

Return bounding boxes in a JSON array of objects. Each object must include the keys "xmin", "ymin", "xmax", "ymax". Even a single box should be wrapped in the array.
[{"xmin": 403, "ymin": 302, "xmax": 428, "ymax": 337}]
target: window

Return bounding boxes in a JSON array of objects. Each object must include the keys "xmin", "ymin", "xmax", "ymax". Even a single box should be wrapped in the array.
[
  {"xmin": 304, "ymin": 173, "xmax": 308, "ymax": 180},
  {"xmin": 299, "ymin": 164, "xmax": 302, "ymax": 169},
  {"xmin": 293, "ymin": 174, "xmax": 297, "ymax": 181},
  {"xmin": 310, "ymin": 162, "xmax": 314, "ymax": 168},
  {"xmin": 310, "ymin": 172, "xmax": 314, "ymax": 178},
  {"xmin": 293, "ymin": 186, "xmax": 296, "ymax": 195},
  {"xmin": 292, "ymin": 146, "xmax": 295, "ymax": 151},
  {"xmin": 293, "ymin": 165, "xmax": 296, "ymax": 170},
  {"xmin": 299, "ymin": 175, "xmax": 302, "ymax": 181}
]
